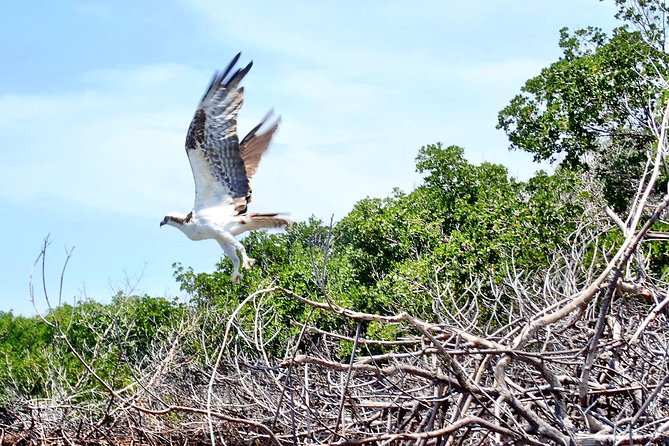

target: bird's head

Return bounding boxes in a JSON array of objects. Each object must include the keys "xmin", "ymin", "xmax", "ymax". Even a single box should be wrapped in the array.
[{"xmin": 160, "ymin": 212, "xmax": 191, "ymax": 228}]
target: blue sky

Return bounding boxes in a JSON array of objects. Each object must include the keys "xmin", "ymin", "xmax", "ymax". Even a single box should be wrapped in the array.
[{"xmin": 1, "ymin": 1, "xmax": 619, "ymax": 316}]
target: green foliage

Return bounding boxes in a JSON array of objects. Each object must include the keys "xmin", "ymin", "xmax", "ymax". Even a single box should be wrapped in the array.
[
  {"xmin": 0, "ymin": 295, "xmax": 183, "ymax": 402},
  {"xmin": 497, "ymin": 24, "xmax": 668, "ymax": 211},
  {"xmin": 498, "ymin": 26, "xmax": 664, "ymax": 165},
  {"xmin": 339, "ymin": 145, "xmax": 584, "ymax": 314},
  {"xmin": 612, "ymin": 0, "xmax": 669, "ymax": 50},
  {"xmin": 0, "ymin": 312, "xmax": 53, "ymax": 399},
  {"xmin": 173, "ymin": 219, "xmax": 366, "ymax": 357},
  {"xmin": 171, "ymin": 144, "xmax": 587, "ymax": 340}
]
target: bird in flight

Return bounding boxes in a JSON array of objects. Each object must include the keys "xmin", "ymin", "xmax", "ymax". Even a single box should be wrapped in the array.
[{"xmin": 161, "ymin": 53, "xmax": 290, "ymax": 283}]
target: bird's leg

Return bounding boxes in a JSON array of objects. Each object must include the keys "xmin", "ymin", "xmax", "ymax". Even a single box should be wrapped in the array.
[
  {"xmin": 216, "ymin": 235, "xmax": 242, "ymax": 283},
  {"xmin": 227, "ymin": 235, "xmax": 256, "ymax": 270}
]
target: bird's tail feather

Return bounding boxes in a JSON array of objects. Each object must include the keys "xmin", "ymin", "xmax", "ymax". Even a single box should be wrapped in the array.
[{"xmin": 244, "ymin": 213, "xmax": 292, "ymax": 230}]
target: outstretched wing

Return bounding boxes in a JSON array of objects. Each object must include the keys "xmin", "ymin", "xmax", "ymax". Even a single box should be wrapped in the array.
[
  {"xmin": 240, "ymin": 110, "xmax": 280, "ymax": 183},
  {"xmin": 185, "ymin": 53, "xmax": 253, "ymax": 213}
]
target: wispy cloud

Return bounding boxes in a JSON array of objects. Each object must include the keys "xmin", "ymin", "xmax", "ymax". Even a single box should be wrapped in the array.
[
  {"xmin": 0, "ymin": 64, "xmax": 205, "ymax": 217},
  {"xmin": 178, "ymin": 2, "xmax": 560, "ymax": 220},
  {"xmin": 0, "ymin": 0, "xmax": 573, "ymax": 228},
  {"xmin": 0, "ymin": 60, "xmax": 417, "ymax": 224}
]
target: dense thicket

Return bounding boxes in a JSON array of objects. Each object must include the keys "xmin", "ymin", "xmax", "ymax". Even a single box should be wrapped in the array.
[{"xmin": 0, "ymin": 294, "xmax": 181, "ymax": 400}]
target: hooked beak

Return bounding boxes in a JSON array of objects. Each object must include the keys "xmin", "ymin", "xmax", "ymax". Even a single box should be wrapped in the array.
[{"xmin": 160, "ymin": 220, "xmax": 166, "ymax": 227}]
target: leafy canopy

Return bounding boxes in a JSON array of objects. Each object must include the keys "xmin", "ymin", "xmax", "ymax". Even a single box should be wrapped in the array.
[{"xmin": 497, "ymin": 15, "xmax": 669, "ymax": 211}]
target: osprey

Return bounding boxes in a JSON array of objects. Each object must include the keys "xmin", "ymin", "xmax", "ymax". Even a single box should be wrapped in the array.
[{"xmin": 161, "ymin": 53, "xmax": 290, "ymax": 283}]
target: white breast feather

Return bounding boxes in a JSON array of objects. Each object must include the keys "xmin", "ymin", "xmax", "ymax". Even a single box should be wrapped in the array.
[{"xmin": 188, "ymin": 148, "xmax": 236, "ymax": 213}]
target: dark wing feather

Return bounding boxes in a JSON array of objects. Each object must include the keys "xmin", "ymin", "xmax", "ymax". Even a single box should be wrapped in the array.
[
  {"xmin": 185, "ymin": 53, "xmax": 253, "ymax": 213},
  {"xmin": 239, "ymin": 110, "xmax": 280, "ymax": 180}
]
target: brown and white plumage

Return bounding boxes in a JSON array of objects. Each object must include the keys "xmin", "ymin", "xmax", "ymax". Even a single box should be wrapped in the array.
[{"xmin": 160, "ymin": 53, "xmax": 290, "ymax": 283}]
